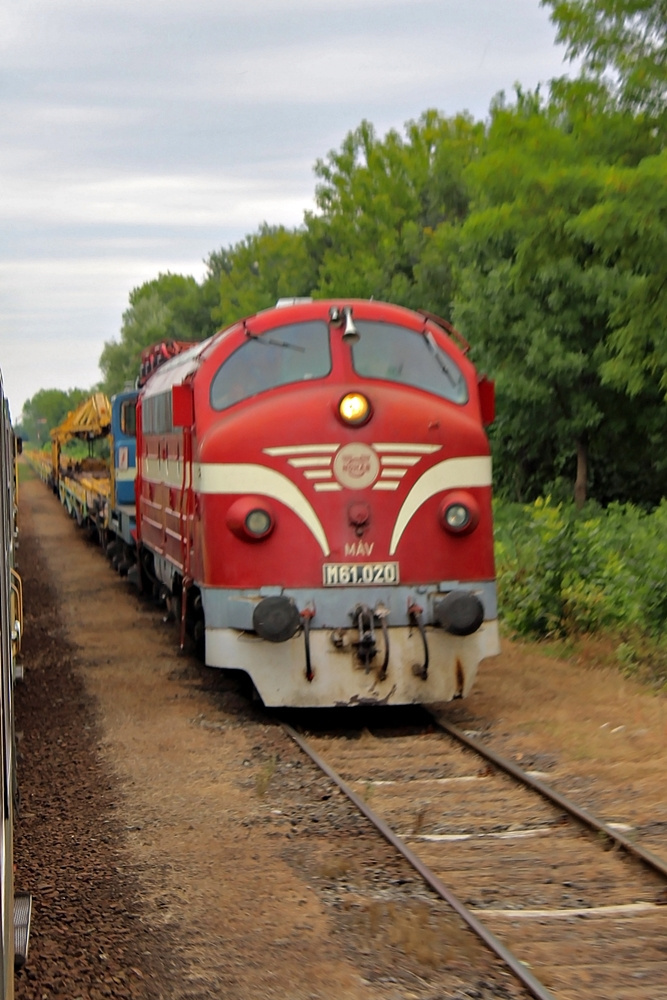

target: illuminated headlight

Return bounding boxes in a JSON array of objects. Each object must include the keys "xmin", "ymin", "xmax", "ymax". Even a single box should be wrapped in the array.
[
  {"xmin": 339, "ymin": 392, "xmax": 371, "ymax": 425},
  {"xmin": 439, "ymin": 492, "xmax": 480, "ymax": 536},
  {"xmin": 245, "ymin": 508, "xmax": 272, "ymax": 537}
]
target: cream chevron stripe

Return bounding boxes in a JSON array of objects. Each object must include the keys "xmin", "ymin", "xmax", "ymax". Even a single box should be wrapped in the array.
[
  {"xmin": 380, "ymin": 456, "xmax": 421, "ymax": 466},
  {"xmin": 264, "ymin": 445, "xmax": 338, "ymax": 456},
  {"xmin": 389, "ymin": 456, "xmax": 492, "ymax": 555},
  {"xmin": 194, "ymin": 462, "xmax": 330, "ymax": 556},
  {"xmin": 288, "ymin": 456, "xmax": 332, "ymax": 468},
  {"xmin": 373, "ymin": 443, "xmax": 441, "ymax": 454}
]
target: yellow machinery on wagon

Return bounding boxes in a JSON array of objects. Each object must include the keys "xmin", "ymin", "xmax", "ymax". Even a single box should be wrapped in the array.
[{"xmin": 49, "ymin": 394, "xmax": 112, "ymax": 537}]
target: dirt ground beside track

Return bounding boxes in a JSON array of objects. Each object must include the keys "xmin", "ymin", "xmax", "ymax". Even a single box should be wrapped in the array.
[{"xmin": 12, "ymin": 470, "xmax": 667, "ymax": 999}]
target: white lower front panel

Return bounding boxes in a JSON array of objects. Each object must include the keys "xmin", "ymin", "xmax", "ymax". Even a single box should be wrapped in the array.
[{"xmin": 205, "ymin": 621, "xmax": 500, "ymax": 707}]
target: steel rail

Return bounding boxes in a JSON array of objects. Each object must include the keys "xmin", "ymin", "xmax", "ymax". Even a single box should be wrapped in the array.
[
  {"xmin": 434, "ymin": 717, "xmax": 667, "ymax": 881},
  {"xmin": 282, "ymin": 721, "xmax": 557, "ymax": 1000}
]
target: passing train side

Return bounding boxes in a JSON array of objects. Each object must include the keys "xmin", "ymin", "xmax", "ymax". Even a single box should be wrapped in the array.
[
  {"xmin": 43, "ymin": 298, "xmax": 500, "ymax": 708},
  {"xmin": 0, "ymin": 370, "xmax": 31, "ymax": 997}
]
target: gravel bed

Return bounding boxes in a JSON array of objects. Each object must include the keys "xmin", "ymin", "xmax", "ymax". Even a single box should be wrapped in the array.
[{"xmin": 13, "ymin": 526, "xmax": 186, "ymax": 999}]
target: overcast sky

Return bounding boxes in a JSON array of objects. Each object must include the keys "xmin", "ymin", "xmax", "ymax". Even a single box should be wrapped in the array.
[{"xmin": 1, "ymin": 0, "xmax": 572, "ymax": 422}]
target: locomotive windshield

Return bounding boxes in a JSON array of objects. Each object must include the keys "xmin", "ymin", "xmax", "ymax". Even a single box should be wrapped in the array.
[
  {"xmin": 210, "ymin": 321, "xmax": 331, "ymax": 410},
  {"xmin": 351, "ymin": 321, "xmax": 468, "ymax": 404}
]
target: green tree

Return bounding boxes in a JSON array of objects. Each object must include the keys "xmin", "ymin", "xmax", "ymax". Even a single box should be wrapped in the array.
[
  {"xmin": 138, "ymin": 272, "xmax": 216, "ymax": 343},
  {"xmin": 19, "ymin": 387, "xmax": 88, "ymax": 445},
  {"xmin": 207, "ymin": 224, "xmax": 316, "ymax": 328},
  {"xmin": 305, "ymin": 111, "xmax": 483, "ymax": 316},
  {"xmin": 454, "ymin": 90, "xmax": 666, "ymax": 506},
  {"xmin": 571, "ymin": 150, "xmax": 667, "ymax": 398},
  {"xmin": 542, "ymin": 0, "xmax": 666, "ymax": 114},
  {"xmin": 100, "ymin": 293, "xmax": 171, "ymax": 394},
  {"xmin": 100, "ymin": 273, "xmax": 215, "ymax": 396}
]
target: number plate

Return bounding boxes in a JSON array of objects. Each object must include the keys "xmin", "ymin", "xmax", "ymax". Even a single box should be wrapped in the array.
[{"xmin": 323, "ymin": 562, "xmax": 400, "ymax": 587}]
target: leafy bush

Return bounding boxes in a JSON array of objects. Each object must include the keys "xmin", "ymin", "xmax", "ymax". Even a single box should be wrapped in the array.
[{"xmin": 494, "ymin": 498, "xmax": 667, "ymax": 678}]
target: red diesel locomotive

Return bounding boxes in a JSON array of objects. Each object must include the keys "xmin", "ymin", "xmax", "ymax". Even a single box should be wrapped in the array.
[{"xmin": 135, "ymin": 298, "xmax": 499, "ymax": 707}]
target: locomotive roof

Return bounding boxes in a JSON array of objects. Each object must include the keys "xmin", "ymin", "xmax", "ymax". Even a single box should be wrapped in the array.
[{"xmin": 139, "ymin": 336, "xmax": 214, "ymax": 398}]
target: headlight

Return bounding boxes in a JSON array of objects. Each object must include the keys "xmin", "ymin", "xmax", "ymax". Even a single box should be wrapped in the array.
[
  {"xmin": 439, "ymin": 492, "xmax": 480, "ymax": 535},
  {"xmin": 339, "ymin": 392, "xmax": 371, "ymax": 426},
  {"xmin": 245, "ymin": 508, "xmax": 272, "ymax": 537},
  {"xmin": 445, "ymin": 503, "xmax": 471, "ymax": 530},
  {"xmin": 227, "ymin": 497, "xmax": 275, "ymax": 541}
]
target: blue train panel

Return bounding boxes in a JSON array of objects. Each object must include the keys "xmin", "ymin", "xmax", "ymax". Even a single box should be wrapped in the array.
[{"xmin": 110, "ymin": 389, "xmax": 138, "ymax": 546}]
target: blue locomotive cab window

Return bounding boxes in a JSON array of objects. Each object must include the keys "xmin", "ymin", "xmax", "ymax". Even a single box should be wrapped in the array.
[
  {"xmin": 120, "ymin": 399, "xmax": 136, "ymax": 437},
  {"xmin": 210, "ymin": 321, "xmax": 331, "ymax": 411},
  {"xmin": 351, "ymin": 321, "xmax": 468, "ymax": 404}
]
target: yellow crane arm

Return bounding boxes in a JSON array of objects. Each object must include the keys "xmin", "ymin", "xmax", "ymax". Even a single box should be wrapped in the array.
[{"xmin": 50, "ymin": 393, "xmax": 111, "ymax": 443}]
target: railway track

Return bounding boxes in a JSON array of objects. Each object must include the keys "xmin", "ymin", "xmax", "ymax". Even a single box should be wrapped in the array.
[{"xmin": 281, "ymin": 710, "xmax": 667, "ymax": 1000}]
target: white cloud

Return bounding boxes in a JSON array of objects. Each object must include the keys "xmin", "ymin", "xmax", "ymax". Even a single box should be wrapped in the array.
[{"xmin": 1, "ymin": 170, "xmax": 313, "ymax": 228}]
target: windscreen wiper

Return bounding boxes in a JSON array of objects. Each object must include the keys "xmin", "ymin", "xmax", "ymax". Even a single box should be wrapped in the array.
[
  {"xmin": 245, "ymin": 330, "xmax": 305, "ymax": 352},
  {"xmin": 425, "ymin": 331, "xmax": 459, "ymax": 386}
]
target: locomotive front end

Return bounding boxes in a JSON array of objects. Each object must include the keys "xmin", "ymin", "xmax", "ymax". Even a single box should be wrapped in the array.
[{"xmin": 191, "ymin": 300, "xmax": 499, "ymax": 707}]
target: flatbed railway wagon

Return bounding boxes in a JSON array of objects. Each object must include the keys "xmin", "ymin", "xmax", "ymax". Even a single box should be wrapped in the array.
[
  {"xmin": 28, "ymin": 394, "xmax": 112, "ymax": 539},
  {"xmin": 134, "ymin": 298, "xmax": 499, "ymax": 707}
]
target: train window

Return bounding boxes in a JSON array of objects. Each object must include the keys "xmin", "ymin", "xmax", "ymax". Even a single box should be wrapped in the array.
[
  {"xmin": 143, "ymin": 396, "xmax": 154, "ymax": 434},
  {"xmin": 159, "ymin": 392, "xmax": 173, "ymax": 432},
  {"xmin": 210, "ymin": 321, "xmax": 331, "ymax": 411},
  {"xmin": 141, "ymin": 392, "xmax": 173, "ymax": 434},
  {"xmin": 120, "ymin": 400, "xmax": 136, "ymax": 437},
  {"xmin": 351, "ymin": 321, "xmax": 469, "ymax": 404}
]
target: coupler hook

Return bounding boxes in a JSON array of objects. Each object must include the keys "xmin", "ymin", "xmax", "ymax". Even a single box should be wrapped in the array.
[
  {"xmin": 353, "ymin": 604, "xmax": 377, "ymax": 672},
  {"xmin": 408, "ymin": 601, "xmax": 429, "ymax": 680}
]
